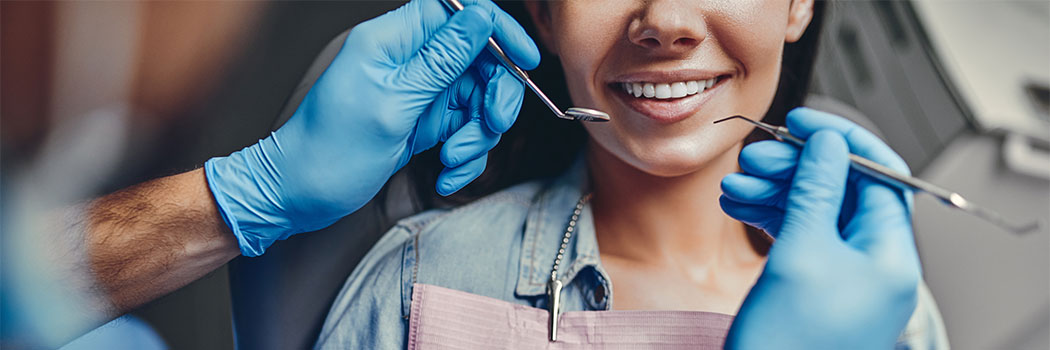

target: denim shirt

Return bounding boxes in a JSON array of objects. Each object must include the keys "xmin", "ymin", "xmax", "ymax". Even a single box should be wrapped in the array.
[{"xmin": 314, "ymin": 161, "xmax": 950, "ymax": 349}]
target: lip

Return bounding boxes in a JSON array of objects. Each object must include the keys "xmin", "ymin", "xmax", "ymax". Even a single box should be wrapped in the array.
[{"xmin": 607, "ymin": 74, "xmax": 730, "ymax": 124}]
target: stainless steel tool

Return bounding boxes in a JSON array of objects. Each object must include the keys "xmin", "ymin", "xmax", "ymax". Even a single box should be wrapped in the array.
[
  {"xmin": 441, "ymin": 0, "xmax": 610, "ymax": 122},
  {"xmin": 715, "ymin": 115, "xmax": 1040, "ymax": 235}
]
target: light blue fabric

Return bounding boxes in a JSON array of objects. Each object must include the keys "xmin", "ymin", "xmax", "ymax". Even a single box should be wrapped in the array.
[
  {"xmin": 59, "ymin": 316, "xmax": 166, "ymax": 350},
  {"xmin": 314, "ymin": 158, "xmax": 949, "ymax": 349}
]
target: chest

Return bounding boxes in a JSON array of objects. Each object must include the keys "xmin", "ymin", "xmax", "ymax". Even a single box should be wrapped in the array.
[{"xmin": 600, "ymin": 258, "xmax": 764, "ymax": 315}]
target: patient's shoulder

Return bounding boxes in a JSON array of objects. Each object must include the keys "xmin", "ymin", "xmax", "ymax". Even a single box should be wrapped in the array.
[
  {"xmin": 315, "ymin": 182, "xmax": 546, "ymax": 349},
  {"xmin": 394, "ymin": 180, "xmax": 545, "ymax": 298},
  {"xmin": 395, "ymin": 181, "xmax": 542, "ymax": 233}
]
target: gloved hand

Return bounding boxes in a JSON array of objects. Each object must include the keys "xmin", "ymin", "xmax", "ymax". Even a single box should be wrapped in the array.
[
  {"xmin": 719, "ymin": 107, "xmax": 921, "ymax": 349},
  {"xmin": 204, "ymin": 0, "xmax": 540, "ymax": 256}
]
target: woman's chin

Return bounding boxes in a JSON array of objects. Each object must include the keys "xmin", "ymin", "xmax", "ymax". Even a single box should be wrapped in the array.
[
  {"xmin": 607, "ymin": 145, "xmax": 729, "ymax": 178},
  {"xmin": 588, "ymin": 129, "xmax": 747, "ymax": 179},
  {"xmin": 627, "ymin": 154, "xmax": 715, "ymax": 177}
]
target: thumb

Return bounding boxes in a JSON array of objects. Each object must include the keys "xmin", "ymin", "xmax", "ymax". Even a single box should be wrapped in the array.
[
  {"xmin": 779, "ymin": 130, "xmax": 851, "ymax": 243},
  {"xmin": 397, "ymin": 5, "xmax": 494, "ymax": 94}
]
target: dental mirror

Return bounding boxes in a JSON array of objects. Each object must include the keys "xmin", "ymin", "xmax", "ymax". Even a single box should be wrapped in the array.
[{"xmin": 564, "ymin": 107, "xmax": 611, "ymax": 122}]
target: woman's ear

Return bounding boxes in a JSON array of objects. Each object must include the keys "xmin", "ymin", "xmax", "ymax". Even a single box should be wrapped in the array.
[
  {"xmin": 523, "ymin": 1, "xmax": 558, "ymax": 56},
  {"xmin": 785, "ymin": 0, "xmax": 815, "ymax": 43}
]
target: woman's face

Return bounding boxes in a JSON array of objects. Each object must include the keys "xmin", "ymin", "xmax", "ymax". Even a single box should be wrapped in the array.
[{"xmin": 527, "ymin": 0, "xmax": 814, "ymax": 176}]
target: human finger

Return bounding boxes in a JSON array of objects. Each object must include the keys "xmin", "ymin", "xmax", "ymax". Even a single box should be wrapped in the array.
[
  {"xmin": 738, "ymin": 140, "xmax": 800, "ymax": 180},
  {"xmin": 482, "ymin": 66, "xmax": 525, "ymax": 134},
  {"xmin": 458, "ymin": 0, "xmax": 540, "ymax": 69},
  {"xmin": 779, "ymin": 130, "xmax": 851, "ymax": 242},
  {"xmin": 398, "ymin": 0, "xmax": 540, "ymax": 69},
  {"xmin": 409, "ymin": 71, "xmax": 479, "ymax": 155},
  {"xmin": 397, "ymin": 5, "xmax": 496, "ymax": 93},
  {"xmin": 720, "ymin": 173, "xmax": 790, "ymax": 209},
  {"xmin": 843, "ymin": 177, "xmax": 919, "ymax": 269},
  {"xmin": 440, "ymin": 118, "xmax": 500, "ymax": 168},
  {"xmin": 719, "ymin": 196, "xmax": 784, "ymax": 237},
  {"xmin": 436, "ymin": 153, "xmax": 489, "ymax": 196}
]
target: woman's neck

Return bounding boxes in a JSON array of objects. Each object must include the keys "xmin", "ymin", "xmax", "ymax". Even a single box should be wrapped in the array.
[{"xmin": 588, "ymin": 142, "xmax": 761, "ymax": 270}]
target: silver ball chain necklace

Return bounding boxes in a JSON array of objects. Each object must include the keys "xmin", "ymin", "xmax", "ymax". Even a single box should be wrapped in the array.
[{"xmin": 546, "ymin": 193, "xmax": 591, "ymax": 342}]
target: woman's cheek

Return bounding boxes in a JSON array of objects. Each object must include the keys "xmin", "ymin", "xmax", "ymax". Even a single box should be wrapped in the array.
[
  {"xmin": 551, "ymin": 2, "xmax": 632, "ymax": 107},
  {"xmin": 713, "ymin": 5, "xmax": 790, "ymax": 119}
]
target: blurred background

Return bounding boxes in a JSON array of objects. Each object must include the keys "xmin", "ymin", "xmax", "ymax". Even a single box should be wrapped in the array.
[{"xmin": 1, "ymin": 1, "xmax": 1047, "ymax": 349}]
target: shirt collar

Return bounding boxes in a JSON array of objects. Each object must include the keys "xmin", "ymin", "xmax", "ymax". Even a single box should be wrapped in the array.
[{"xmin": 515, "ymin": 156, "xmax": 605, "ymax": 297}]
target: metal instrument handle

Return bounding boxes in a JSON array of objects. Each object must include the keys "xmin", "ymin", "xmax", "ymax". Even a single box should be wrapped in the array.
[{"xmin": 441, "ymin": 0, "xmax": 568, "ymax": 119}]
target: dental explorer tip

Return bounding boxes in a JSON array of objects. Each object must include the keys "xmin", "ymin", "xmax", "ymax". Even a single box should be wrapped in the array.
[
  {"xmin": 713, "ymin": 115, "xmax": 751, "ymax": 124},
  {"xmin": 1013, "ymin": 220, "xmax": 1042, "ymax": 235}
]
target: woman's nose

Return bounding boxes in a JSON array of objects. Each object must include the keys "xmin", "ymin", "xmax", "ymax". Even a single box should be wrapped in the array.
[{"xmin": 628, "ymin": 0, "xmax": 707, "ymax": 56}]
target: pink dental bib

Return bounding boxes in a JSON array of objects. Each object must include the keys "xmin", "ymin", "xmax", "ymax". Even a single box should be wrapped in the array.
[{"xmin": 407, "ymin": 283, "xmax": 733, "ymax": 350}]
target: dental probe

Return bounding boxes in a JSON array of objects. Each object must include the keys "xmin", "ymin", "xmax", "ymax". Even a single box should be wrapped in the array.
[
  {"xmin": 714, "ymin": 115, "xmax": 1040, "ymax": 235},
  {"xmin": 441, "ymin": 0, "xmax": 610, "ymax": 122}
]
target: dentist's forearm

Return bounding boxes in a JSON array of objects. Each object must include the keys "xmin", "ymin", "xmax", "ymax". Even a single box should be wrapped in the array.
[{"xmin": 74, "ymin": 168, "xmax": 239, "ymax": 316}]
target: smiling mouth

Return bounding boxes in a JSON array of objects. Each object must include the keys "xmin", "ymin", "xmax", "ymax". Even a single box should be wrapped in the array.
[{"xmin": 607, "ymin": 74, "xmax": 731, "ymax": 123}]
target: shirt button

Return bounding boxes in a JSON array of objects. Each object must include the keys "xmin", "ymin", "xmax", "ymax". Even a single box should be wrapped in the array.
[{"xmin": 593, "ymin": 284, "xmax": 606, "ymax": 304}]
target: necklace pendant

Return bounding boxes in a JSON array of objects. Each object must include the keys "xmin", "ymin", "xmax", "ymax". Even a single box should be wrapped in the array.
[{"xmin": 546, "ymin": 278, "xmax": 563, "ymax": 342}]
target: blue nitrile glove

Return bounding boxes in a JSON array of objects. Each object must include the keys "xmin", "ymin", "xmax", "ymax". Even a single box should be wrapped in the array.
[
  {"xmin": 204, "ymin": 0, "xmax": 540, "ymax": 256},
  {"xmin": 719, "ymin": 107, "xmax": 920, "ymax": 349}
]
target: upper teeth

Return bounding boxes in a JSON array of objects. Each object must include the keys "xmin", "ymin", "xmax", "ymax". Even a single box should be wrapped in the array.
[{"xmin": 623, "ymin": 78, "xmax": 718, "ymax": 99}]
